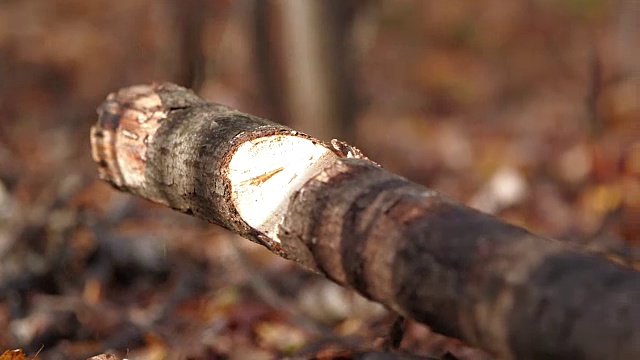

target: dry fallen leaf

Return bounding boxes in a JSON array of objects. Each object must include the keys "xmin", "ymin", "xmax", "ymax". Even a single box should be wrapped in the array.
[
  {"xmin": 0, "ymin": 350, "xmax": 27, "ymax": 360},
  {"xmin": 87, "ymin": 354, "xmax": 123, "ymax": 360}
]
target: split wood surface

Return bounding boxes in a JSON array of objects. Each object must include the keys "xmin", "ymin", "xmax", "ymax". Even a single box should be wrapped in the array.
[{"xmin": 90, "ymin": 83, "xmax": 639, "ymax": 360}]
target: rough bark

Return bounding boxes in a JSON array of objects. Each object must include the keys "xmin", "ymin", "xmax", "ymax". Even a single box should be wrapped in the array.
[{"xmin": 90, "ymin": 83, "xmax": 639, "ymax": 360}]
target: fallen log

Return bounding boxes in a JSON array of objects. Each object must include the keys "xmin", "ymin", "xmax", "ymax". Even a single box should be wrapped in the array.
[{"xmin": 90, "ymin": 83, "xmax": 639, "ymax": 360}]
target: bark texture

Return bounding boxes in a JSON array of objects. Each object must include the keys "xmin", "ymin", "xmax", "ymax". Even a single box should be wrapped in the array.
[{"xmin": 90, "ymin": 83, "xmax": 640, "ymax": 360}]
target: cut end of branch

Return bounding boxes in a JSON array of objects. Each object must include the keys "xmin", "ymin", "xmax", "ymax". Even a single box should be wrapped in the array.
[
  {"xmin": 90, "ymin": 83, "xmax": 372, "ymax": 248},
  {"xmin": 90, "ymin": 84, "xmax": 167, "ymax": 189}
]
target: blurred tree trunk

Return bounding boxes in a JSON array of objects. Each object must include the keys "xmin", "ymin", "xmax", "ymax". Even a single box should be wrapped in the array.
[
  {"xmin": 253, "ymin": 0, "xmax": 361, "ymax": 141},
  {"xmin": 168, "ymin": 0, "xmax": 207, "ymax": 91},
  {"xmin": 614, "ymin": 0, "xmax": 639, "ymax": 78}
]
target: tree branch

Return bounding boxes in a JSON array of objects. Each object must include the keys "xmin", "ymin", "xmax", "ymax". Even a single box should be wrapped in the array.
[{"xmin": 90, "ymin": 83, "xmax": 639, "ymax": 360}]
